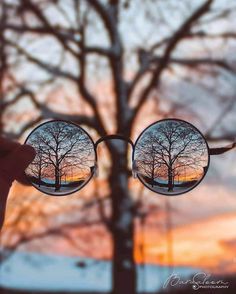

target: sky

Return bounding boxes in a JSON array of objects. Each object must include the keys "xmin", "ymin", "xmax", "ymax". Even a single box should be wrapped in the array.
[{"xmin": 1, "ymin": 0, "xmax": 236, "ymax": 284}]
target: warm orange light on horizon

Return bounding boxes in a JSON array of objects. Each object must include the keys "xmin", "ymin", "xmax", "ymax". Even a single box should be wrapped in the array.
[{"xmin": 3, "ymin": 181, "xmax": 236, "ymax": 275}]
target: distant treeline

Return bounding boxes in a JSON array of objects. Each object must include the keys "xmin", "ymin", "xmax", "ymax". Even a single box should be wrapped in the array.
[{"xmin": 29, "ymin": 176, "xmax": 85, "ymax": 188}]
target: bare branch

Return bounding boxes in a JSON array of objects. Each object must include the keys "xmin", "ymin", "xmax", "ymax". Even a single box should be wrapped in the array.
[
  {"xmin": 131, "ymin": 0, "xmax": 213, "ymax": 121},
  {"xmin": 150, "ymin": 56, "xmax": 236, "ymax": 74},
  {"xmin": 87, "ymin": 0, "xmax": 120, "ymax": 46},
  {"xmin": 150, "ymin": 31, "xmax": 236, "ymax": 53},
  {"xmin": 85, "ymin": 46, "xmax": 113, "ymax": 57},
  {"xmin": 6, "ymin": 39, "xmax": 78, "ymax": 81},
  {"xmin": 77, "ymin": 18, "xmax": 108, "ymax": 138},
  {"xmin": 19, "ymin": 0, "xmax": 79, "ymax": 58},
  {"xmin": 87, "ymin": 0, "xmax": 128, "ymax": 133},
  {"xmin": 1, "ymin": 24, "xmax": 78, "ymax": 42},
  {"xmin": 3, "ymin": 218, "xmax": 105, "ymax": 254}
]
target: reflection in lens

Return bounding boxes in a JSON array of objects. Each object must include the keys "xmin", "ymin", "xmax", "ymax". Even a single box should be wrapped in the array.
[
  {"xmin": 134, "ymin": 119, "xmax": 209, "ymax": 196},
  {"xmin": 25, "ymin": 120, "xmax": 96, "ymax": 196}
]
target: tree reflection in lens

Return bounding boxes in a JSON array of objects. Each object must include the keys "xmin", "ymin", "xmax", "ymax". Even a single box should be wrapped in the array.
[
  {"xmin": 134, "ymin": 119, "xmax": 209, "ymax": 196},
  {"xmin": 25, "ymin": 120, "xmax": 96, "ymax": 196}
]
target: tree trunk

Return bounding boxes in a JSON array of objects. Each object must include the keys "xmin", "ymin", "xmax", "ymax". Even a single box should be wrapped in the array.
[
  {"xmin": 38, "ymin": 167, "xmax": 41, "ymax": 187},
  {"xmin": 109, "ymin": 142, "xmax": 136, "ymax": 294},
  {"xmin": 55, "ymin": 167, "xmax": 60, "ymax": 191},
  {"xmin": 168, "ymin": 166, "xmax": 173, "ymax": 192},
  {"xmin": 151, "ymin": 160, "xmax": 155, "ymax": 187}
]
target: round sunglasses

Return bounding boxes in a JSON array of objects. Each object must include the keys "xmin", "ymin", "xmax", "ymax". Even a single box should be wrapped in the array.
[{"xmin": 24, "ymin": 118, "xmax": 235, "ymax": 197}]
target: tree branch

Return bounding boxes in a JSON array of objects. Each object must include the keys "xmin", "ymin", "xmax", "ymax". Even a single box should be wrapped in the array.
[
  {"xmin": 131, "ymin": 0, "xmax": 213, "ymax": 121},
  {"xmin": 6, "ymin": 39, "xmax": 78, "ymax": 82},
  {"xmin": 19, "ymin": 0, "xmax": 79, "ymax": 58},
  {"xmin": 1, "ymin": 24, "xmax": 78, "ymax": 42},
  {"xmin": 150, "ymin": 56, "xmax": 236, "ymax": 74},
  {"xmin": 87, "ymin": 0, "xmax": 129, "ymax": 133},
  {"xmin": 76, "ymin": 15, "xmax": 109, "ymax": 141}
]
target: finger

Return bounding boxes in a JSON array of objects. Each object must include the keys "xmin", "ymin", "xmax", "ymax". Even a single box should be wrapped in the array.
[
  {"xmin": 16, "ymin": 172, "xmax": 32, "ymax": 186},
  {"xmin": 1, "ymin": 144, "xmax": 36, "ymax": 182},
  {"xmin": 0, "ymin": 137, "xmax": 21, "ymax": 157}
]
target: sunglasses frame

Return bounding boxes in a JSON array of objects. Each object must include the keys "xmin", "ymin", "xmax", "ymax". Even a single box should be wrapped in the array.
[{"xmin": 24, "ymin": 118, "xmax": 235, "ymax": 197}]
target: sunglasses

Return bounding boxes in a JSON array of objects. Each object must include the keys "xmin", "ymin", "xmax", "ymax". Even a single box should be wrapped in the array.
[{"xmin": 24, "ymin": 118, "xmax": 235, "ymax": 197}]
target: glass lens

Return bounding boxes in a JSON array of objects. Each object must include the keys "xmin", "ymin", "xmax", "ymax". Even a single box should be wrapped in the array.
[
  {"xmin": 133, "ymin": 119, "xmax": 209, "ymax": 196},
  {"xmin": 25, "ymin": 120, "xmax": 96, "ymax": 196}
]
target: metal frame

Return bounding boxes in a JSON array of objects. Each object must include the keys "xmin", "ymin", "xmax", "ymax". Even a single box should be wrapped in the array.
[
  {"xmin": 95, "ymin": 134, "xmax": 134, "ymax": 149},
  {"xmin": 132, "ymin": 118, "xmax": 211, "ymax": 196},
  {"xmin": 24, "ymin": 119, "xmax": 236, "ymax": 197},
  {"xmin": 24, "ymin": 119, "xmax": 97, "ymax": 197}
]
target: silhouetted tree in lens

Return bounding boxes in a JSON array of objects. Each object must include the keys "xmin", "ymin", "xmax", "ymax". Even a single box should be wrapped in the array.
[
  {"xmin": 134, "ymin": 141, "xmax": 161, "ymax": 188},
  {"xmin": 1, "ymin": 0, "xmax": 236, "ymax": 293},
  {"xmin": 28, "ymin": 145, "xmax": 48, "ymax": 187},
  {"xmin": 136, "ymin": 121, "xmax": 207, "ymax": 192},
  {"xmin": 28, "ymin": 122, "xmax": 93, "ymax": 191}
]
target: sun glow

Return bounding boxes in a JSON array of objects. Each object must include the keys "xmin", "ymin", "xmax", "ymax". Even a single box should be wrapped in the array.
[{"xmin": 3, "ymin": 182, "xmax": 236, "ymax": 275}]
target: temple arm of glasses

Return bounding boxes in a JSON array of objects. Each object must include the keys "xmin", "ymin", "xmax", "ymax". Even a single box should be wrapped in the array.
[{"xmin": 209, "ymin": 142, "xmax": 236, "ymax": 155}]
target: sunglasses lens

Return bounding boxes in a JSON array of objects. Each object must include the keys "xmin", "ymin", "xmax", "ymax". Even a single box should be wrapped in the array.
[
  {"xmin": 133, "ymin": 119, "xmax": 209, "ymax": 196},
  {"xmin": 25, "ymin": 120, "xmax": 96, "ymax": 196}
]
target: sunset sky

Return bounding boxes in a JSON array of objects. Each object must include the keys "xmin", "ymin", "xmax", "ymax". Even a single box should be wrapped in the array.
[
  {"xmin": 1, "ymin": 1, "xmax": 236, "ymax": 290},
  {"xmin": 2, "ymin": 168, "xmax": 236, "ymax": 275}
]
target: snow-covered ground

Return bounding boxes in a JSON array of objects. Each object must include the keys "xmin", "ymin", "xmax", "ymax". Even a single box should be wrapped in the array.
[
  {"xmin": 0, "ymin": 251, "xmax": 199, "ymax": 293},
  {"xmin": 32, "ymin": 184, "xmax": 81, "ymax": 196}
]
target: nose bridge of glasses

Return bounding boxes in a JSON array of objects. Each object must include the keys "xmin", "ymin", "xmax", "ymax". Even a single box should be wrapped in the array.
[
  {"xmin": 93, "ymin": 135, "xmax": 135, "ymax": 178},
  {"xmin": 94, "ymin": 134, "xmax": 134, "ymax": 150}
]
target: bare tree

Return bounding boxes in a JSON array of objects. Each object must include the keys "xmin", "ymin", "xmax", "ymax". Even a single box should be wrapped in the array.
[
  {"xmin": 26, "ymin": 121, "xmax": 95, "ymax": 193},
  {"xmin": 28, "ymin": 145, "xmax": 47, "ymax": 187},
  {"xmin": 135, "ymin": 121, "xmax": 208, "ymax": 193},
  {"xmin": 1, "ymin": 0, "xmax": 236, "ymax": 293}
]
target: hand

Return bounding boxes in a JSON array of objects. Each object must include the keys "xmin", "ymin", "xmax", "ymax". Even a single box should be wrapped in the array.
[{"xmin": 0, "ymin": 137, "xmax": 36, "ymax": 230}]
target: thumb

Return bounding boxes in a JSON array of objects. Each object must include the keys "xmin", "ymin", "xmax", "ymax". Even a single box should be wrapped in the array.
[{"xmin": 1, "ymin": 144, "xmax": 36, "ymax": 185}]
